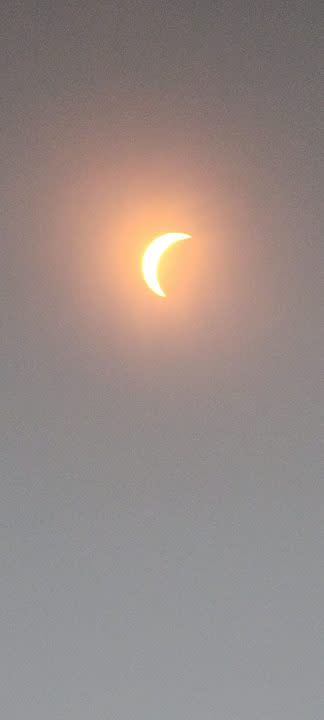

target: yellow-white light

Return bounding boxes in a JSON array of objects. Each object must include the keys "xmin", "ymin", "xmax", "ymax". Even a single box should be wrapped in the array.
[{"xmin": 142, "ymin": 232, "xmax": 191, "ymax": 297}]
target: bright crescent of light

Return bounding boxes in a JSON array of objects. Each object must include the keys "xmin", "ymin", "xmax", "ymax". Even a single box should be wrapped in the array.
[{"xmin": 142, "ymin": 232, "xmax": 191, "ymax": 297}]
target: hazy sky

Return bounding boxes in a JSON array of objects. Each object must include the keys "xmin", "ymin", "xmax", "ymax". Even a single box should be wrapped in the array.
[{"xmin": 2, "ymin": 2, "xmax": 323, "ymax": 717}]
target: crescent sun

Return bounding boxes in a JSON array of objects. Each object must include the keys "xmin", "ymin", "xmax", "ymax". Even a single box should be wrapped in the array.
[{"xmin": 142, "ymin": 232, "xmax": 191, "ymax": 298}]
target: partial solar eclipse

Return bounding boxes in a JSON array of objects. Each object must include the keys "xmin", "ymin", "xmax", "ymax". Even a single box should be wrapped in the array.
[{"xmin": 142, "ymin": 232, "xmax": 191, "ymax": 297}]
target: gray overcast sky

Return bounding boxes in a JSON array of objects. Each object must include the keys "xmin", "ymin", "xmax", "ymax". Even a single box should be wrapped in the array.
[{"xmin": 1, "ymin": 1, "xmax": 323, "ymax": 717}]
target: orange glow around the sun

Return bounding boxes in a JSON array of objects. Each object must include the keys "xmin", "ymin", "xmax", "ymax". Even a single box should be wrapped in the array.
[{"xmin": 56, "ymin": 154, "xmax": 234, "ymax": 360}]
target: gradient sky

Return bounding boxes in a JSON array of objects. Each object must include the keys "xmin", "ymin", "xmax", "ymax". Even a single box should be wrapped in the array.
[{"xmin": 2, "ymin": 2, "xmax": 323, "ymax": 717}]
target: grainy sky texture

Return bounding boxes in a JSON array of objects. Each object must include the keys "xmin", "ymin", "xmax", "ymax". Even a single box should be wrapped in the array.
[{"xmin": 1, "ymin": 2, "xmax": 323, "ymax": 717}]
